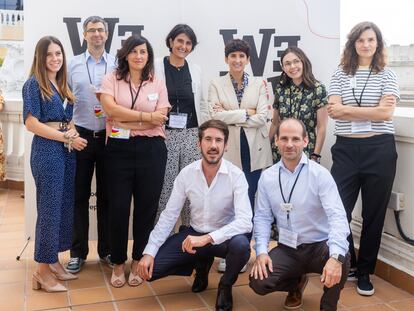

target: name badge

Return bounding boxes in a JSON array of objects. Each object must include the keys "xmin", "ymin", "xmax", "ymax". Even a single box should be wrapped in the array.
[
  {"xmin": 94, "ymin": 105, "xmax": 105, "ymax": 118},
  {"xmin": 351, "ymin": 120, "xmax": 372, "ymax": 133},
  {"xmin": 169, "ymin": 112, "xmax": 188, "ymax": 129},
  {"xmin": 148, "ymin": 93, "xmax": 159, "ymax": 101},
  {"xmin": 349, "ymin": 76, "xmax": 357, "ymax": 89},
  {"xmin": 109, "ymin": 126, "xmax": 130, "ymax": 139},
  {"xmin": 62, "ymin": 98, "xmax": 68, "ymax": 110},
  {"xmin": 278, "ymin": 227, "xmax": 298, "ymax": 249},
  {"xmin": 280, "ymin": 203, "xmax": 293, "ymax": 212}
]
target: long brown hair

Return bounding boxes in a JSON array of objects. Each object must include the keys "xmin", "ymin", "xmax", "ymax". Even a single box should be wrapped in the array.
[
  {"xmin": 341, "ymin": 21, "xmax": 386, "ymax": 75},
  {"xmin": 279, "ymin": 46, "xmax": 317, "ymax": 89},
  {"xmin": 29, "ymin": 36, "xmax": 75, "ymax": 103}
]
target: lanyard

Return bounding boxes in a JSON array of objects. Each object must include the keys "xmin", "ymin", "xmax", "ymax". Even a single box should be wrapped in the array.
[
  {"xmin": 85, "ymin": 52, "xmax": 107, "ymax": 86},
  {"xmin": 352, "ymin": 68, "xmax": 372, "ymax": 107},
  {"xmin": 129, "ymin": 79, "xmax": 143, "ymax": 110},
  {"xmin": 278, "ymin": 163, "xmax": 305, "ymax": 204}
]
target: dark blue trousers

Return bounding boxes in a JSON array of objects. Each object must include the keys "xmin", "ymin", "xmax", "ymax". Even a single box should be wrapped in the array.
[{"xmin": 150, "ymin": 227, "xmax": 251, "ymax": 286}]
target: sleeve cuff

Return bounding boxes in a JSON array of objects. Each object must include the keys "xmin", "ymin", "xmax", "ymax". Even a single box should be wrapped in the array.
[
  {"xmin": 209, "ymin": 231, "xmax": 225, "ymax": 245},
  {"xmin": 255, "ymin": 244, "xmax": 269, "ymax": 256},
  {"xmin": 143, "ymin": 244, "xmax": 159, "ymax": 258},
  {"xmin": 329, "ymin": 244, "xmax": 347, "ymax": 257}
]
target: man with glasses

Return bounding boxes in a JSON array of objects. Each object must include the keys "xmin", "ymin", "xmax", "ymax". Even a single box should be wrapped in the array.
[{"xmin": 66, "ymin": 16, "xmax": 116, "ymax": 273}]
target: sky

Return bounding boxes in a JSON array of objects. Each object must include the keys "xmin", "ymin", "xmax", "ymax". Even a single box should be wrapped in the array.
[{"xmin": 341, "ymin": 0, "xmax": 414, "ymax": 46}]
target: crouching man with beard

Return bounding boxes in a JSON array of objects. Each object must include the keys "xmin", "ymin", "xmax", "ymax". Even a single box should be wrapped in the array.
[{"xmin": 138, "ymin": 120, "xmax": 252, "ymax": 311}]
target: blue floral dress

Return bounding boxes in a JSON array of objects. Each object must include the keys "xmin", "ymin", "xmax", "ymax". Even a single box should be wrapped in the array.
[{"xmin": 23, "ymin": 76, "xmax": 76, "ymax": 263}]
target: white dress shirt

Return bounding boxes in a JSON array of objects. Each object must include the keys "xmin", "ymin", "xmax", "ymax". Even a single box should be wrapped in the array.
[
  {"xmin": 143, "ymin": 159, "xmax": 253, "ymax": 257},
  {"xmin": 254, "ymin": 153, "xmax": 349, "ymax": 257}
]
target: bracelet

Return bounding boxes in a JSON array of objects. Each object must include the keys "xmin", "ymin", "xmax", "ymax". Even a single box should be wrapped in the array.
[{"xmin": 310, "ymin": 152, "xmax": 321, "ymax": 159}]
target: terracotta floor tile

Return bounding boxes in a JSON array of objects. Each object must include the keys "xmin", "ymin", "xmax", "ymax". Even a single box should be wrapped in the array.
[
  {"xmin": 0, "ymin": 299, "xmax": 24, "ymax": 311},
  {"xmin": 0, "ymin": 267, "xmax": 26, "ymax": 284},
  {"xmin": 372, "ymin": 278, "xmax": 413, "ymax": 302},
  {"xmin": 350, "ymin": 303, "xmax": 395, "ymax": 310},
  {"xmin": 110, "ymin": 282, "xmax": 153, "ymax": 300},
  {"xmin": 388, "ymin": 299, "xmax": 414, "ymax": 311},
  {"xmin": 72, "ymin": 302, "xmax": 116, "ymax": 311},
  {"xmin": 69, "ymin": 287, "xmax": 112, "ymax": 305},
  {"xmin": 66, "ymin": 271, "xmax": 106, "ymax": 290},
  {"xmin": 339, "ymin": 287, "xmax": 382, "ymax": 307},
  {"xmin": 150, "ymin": 276, "xmax": 191, "ymax": 295},
  {"xmin": 158, "ymin": 292, "xmax": 206, "ymax": 311},
  {"xmin": 117, "ymin": 296, "xmax": 163, "ymax": 311},
  {"xmin": 26, "ymin": 292, "xmax": 69, "ymax": 311}
]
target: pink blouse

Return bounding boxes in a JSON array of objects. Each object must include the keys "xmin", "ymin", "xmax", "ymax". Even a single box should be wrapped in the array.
[{"xmin": 100, "ymin": 72, "xmax": 171, "ymax": 138}]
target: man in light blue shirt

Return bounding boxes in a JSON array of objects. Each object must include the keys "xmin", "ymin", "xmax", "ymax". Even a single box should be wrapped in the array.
[
  {"xmin": 66, "ymin": 16, "xmax": 116, "ymax": 273},
  {"xmin": 249, "ymin": 118, "xmax": 350, "ymax": 311}
]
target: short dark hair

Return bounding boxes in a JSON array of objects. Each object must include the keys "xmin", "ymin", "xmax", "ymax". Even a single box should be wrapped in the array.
[
  {"xmin": 116, "ymin": 35, "xmax": 154, "ymax": 82},
  {"xmin": 224, "ymin": 39, "xmax": 250, "ymax": 58},
  {"xmin": 83, "ymin": 16, "xmax": 108, "ymax": 32},
  {"xmin": 165, "ymin": 24, "xmax": 198, "ymax": 52},
  {"xmin": 276, "ymin": 118, "xmax": 307, "ymax": 139},
  {"xmin": 198, "ymin": 120, "xmax": 229, "ymax": 143}
]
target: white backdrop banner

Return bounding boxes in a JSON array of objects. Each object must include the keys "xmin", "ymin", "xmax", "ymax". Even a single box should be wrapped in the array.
[{"xmin": 24, "ymin": 0, "xmax": 340, "ymax": 239}]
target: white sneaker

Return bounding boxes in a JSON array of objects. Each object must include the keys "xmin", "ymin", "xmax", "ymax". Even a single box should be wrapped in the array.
[{"xmin": 217, "ymin": 259, "xmax": 226, "ymax": 272}]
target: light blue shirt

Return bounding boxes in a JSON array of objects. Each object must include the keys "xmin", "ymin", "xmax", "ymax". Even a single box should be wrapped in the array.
[
  {"xmin": 68, "ymin": 50, "xmax": 116, "ymax": 131},
  {"xmin": 254, "ymin": 153, "xmax": 349, "ymax": 257}
]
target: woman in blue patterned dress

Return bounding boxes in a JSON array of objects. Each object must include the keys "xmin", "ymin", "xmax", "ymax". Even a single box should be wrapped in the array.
[
  {"xmin": 269, "ymin": 47, "xmax": 328, "ymax": 163},
  {"xmin": 23, "ymin": 36, "xmax": 88, "ymax": 292}
]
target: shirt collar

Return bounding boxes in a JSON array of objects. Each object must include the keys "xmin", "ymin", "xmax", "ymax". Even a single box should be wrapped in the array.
[
  {"xmin": 279, "ymin": 153, "xmax": 308, "ymax": 173},
  {"xmin": 85, "ymin": 49, "xmax": 107, "ymax": 64},
  {"xmin": 196, "ymin": 158, "xmax": 229, "ymax": 175}
]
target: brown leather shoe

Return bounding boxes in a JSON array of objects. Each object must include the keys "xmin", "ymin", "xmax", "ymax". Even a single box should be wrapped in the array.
[{"xmin": 284, "ymin": 274, "xmax": 309, "ymax": 310}]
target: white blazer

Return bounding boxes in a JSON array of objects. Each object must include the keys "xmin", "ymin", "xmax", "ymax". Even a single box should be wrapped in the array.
[
  {"xmin": 154, "ymin": 57, "xmax": 209, "ymax": 125},
  {"xmin": 208, "ymin": 73, "xmax": 273, "ymax": 171}
]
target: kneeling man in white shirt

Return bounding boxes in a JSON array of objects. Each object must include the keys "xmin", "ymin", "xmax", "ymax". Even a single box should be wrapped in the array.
[{"xmin": 138, "ymin": 120, "xmax": 252, "ymax": 311}]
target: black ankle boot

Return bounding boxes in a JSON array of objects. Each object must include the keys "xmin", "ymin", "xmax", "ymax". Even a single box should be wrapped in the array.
[
  {"xmin": 215, "ymin": 281, "xmax": 233, "ymax": 311},
  {"xmin": 192, "ymin": 256, "xmax": 214, "ymax": 293}
]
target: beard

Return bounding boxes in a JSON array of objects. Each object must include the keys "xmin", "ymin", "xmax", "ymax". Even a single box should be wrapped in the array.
[{"xmin": 201, "ymin": 147, "xmax": 224, "ymax": 165}]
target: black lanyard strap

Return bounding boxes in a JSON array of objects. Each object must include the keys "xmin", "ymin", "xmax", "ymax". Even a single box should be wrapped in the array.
[
  {"xmin": 129, "ymin": 79, "xmax": 143, "ymax": 110},
  {"xmin": 352, "ymin": 68, "xmax": 372, "ymax": 107},
  {"xmin": 279, "ymin": 163, "xmax": 305, "ymax": 203},
  {"xmin": 85, "ymin": 52, "xmax": 108, "ymax": 86}
]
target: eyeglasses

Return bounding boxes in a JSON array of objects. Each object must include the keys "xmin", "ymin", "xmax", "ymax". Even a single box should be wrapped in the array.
[
  {"xmin": 282, "ymin": 59, "xmax": 301, "ymax": 68},
  {"xmin": 86, "ymin": 28, "xmax": 106, "ymax": 33}
]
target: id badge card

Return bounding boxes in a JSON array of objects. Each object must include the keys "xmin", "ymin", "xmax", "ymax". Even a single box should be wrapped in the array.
[
  {"xmin": 280, "ymin": 203, "xmax": 293, "ymax": 212},
  {"xmin": 278, "ymin": 227, "xmax": 298, "ymax": 249},
  {"xmin": 94, "ymin": 105, "xmax": 105, "ymax": 118},
  {"xmin": 169, "ymin": 112, "xmax": 188, "ymax": 129},
  {"xmin": 351, "ymin": 121, "xmax": 372, "ymax": 133},
  {"xmin": 109, "ymin": 126, "xmax": 130, "ymax": 139},
  {"xmin": 89, "ymin": 84, "xmax": 98, "ymax": 93}
]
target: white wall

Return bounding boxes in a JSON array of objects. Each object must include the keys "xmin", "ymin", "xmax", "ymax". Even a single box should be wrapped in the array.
[{"xmin": 24, "ymin": 0, "xmax": 340, "ymax": 238}]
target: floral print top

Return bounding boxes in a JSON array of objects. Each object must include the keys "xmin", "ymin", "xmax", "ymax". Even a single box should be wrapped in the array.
[{"xmin": 272, "ymin": 81, "xmax": 327, "ymax": 161}]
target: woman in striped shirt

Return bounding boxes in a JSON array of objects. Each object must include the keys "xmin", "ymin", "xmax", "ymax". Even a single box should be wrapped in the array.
[{"xmin": 327, "ymin": 21, "xmax": 399, "ymax": 297}]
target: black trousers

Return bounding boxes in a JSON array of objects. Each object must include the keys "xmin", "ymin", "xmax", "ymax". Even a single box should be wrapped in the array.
[
  {"xmin": 331, "ymin": 134, "xmax": 397, "ymax": 274},
  {"xmin": 249, "ymin": 241, "xmax": 350, "ymax": 311},
  {"xmin": 71, "ymin": 126, "xmax": 109, "ymax": 259},
  {"xmin": 106, "ymin": 136, "xmax": 167, "ymax": 264},
  {"xmin": 150, "ymin": 227, "xmax": 251, "ymax": 286}
]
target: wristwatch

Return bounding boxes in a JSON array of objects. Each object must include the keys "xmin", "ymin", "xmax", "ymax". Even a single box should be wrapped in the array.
[{"xmin": 330, "ymin": 253, "xmax": 345, "ymax": 264}]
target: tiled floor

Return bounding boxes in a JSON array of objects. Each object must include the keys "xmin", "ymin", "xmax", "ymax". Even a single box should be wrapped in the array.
[{"xmin": 0, "ymin": 189, "xmax": 413, "ymax": 311}]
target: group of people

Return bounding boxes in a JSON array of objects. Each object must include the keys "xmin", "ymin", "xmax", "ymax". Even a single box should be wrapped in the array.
[{"xmin": 23, "ymin": 15, "xmax": 399, "ymax": 311}]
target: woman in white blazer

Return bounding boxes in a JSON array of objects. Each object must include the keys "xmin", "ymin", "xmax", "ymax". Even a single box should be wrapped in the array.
[
  {"xmin": 209, "ymin": 39, "xmax": 272, "ymax": 208},
  {"xmin": 155, "ymin": 24, "xmax": 209, "ymax": 226}
]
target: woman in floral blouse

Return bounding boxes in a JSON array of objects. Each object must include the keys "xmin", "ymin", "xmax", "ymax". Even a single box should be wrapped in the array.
[{"xmin": 269, "ymin": 46, "xmax": 328, "ymax": 162}]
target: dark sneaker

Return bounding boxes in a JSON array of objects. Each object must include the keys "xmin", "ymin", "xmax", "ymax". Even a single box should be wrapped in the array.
[
  {"xmin": 215, "ymin": 281, "xmax": 233, "ymax": 311},
  {"xmin": 284, "ymin": 274, "xmax": 309, "ymax": 310},
  {"xmin": 357, "ymin": 273, "xmax": 375, "ymax": 296},
  {"xmin": 99, "ymin": 255, "xmax": 114, "ymax": 268},
  {"xmin": 66, "ymin": 257, "xmax": 85, "ymax": 273},
  {"xmin": 348, "ymin": 268, "xmax": 358, "ymax": 281}
]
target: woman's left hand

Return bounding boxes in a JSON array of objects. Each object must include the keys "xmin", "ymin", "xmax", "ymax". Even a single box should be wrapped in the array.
[
  {"xmin": 212, "ymin": 103, "xmax": 225, "ymax": 113},
  {"xmin": 71, "ymin": 137, "xmax": 88, "ymax": 151},
  {"xmin": 327, "ymin": 102, "xmax": 347, "ymax": 119}
]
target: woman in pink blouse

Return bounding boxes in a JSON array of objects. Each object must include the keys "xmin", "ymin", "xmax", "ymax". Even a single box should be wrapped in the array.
[{"xmin": 100, "ymin": 35, "xmax": 170, "ymax": 288}]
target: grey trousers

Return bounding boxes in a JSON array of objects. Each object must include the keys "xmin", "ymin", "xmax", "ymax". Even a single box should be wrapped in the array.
[{"xmin": 249, "ymin": 241, "xmax": 350, "ymax": 311}]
